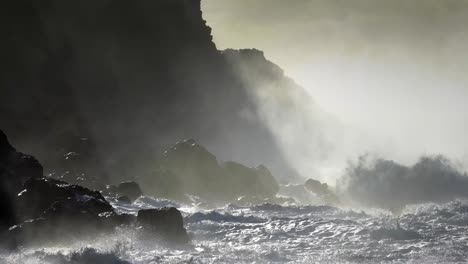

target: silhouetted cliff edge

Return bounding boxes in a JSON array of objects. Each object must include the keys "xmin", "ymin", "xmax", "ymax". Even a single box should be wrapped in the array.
[{"xmin": 0, "ymin": 0, "xmax": 299, "ymax": 184}]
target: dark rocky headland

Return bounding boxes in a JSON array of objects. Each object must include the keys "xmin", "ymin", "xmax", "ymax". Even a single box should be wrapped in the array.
[{"xmin": 0, "ymin": 0, "xmax": 310, "ymax": 248}]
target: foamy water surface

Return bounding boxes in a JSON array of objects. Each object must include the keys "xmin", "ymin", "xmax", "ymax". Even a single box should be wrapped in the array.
[{"xmin": 2, "ymin": 197, "xmax": 468, "ymax": 263}]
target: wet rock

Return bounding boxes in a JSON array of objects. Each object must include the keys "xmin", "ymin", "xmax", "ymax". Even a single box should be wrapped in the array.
[
  {"xmin": 305, "ymin": 179, "xmax": 330, "ymax": 196},
  {"xmin": 116, "ymin": 181, "xmax": 142, "ymax": 202},
  {"xmin": 221, "ymin": 162, "xmax": 279, "ymax": 200},
  {"xmin": 69, "ymin": 248, "xmax": 132, "ymax": 264},
  {"xmin": 137, "ymin": 208, "xmax": 189, "ymax": 244},
  {"xmin": 279, "ymin": 184, "xmax": 319, "ymax": 205},
  {"xmin": 0, "ymin": 130, "xmax": 42, "ymax": 230},
  {"xmin": 17, "ymin": 177, "xmax": 113, "ymax": 221},
  {"xmin": 145, "ymin": 139, "xmax": 280, "ymax": 203},
  {"xmin": 47, "ymin": 135, "xmax": 108, "ymax": 189},
  {"xmin": 10, "ymin": 177, "xmax": 135, "ymax": 246},
  {"xmin": 117, "ymin": 196, "xmax": 132, "ymax": 204},
  {"xmin": 305, "ymin": 178, "xmax": 341, "ymax": 206}
]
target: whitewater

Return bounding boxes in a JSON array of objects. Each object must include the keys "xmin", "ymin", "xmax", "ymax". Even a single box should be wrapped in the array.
[{"xmin": 2, "ymin": 196, "xmax": 468, "ymax": 264}]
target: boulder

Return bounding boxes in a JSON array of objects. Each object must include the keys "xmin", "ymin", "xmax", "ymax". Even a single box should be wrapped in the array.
[
  {"xmin": 17, "ymin": 177, "xmax": 114, "ymax": 221},
  {"xmin": 137, "ymin": 208, "xmax": 189, "ymax": 244},
  {"xmin": 116, "ymin": 181, "xmax": 143, "ymax": 202},
  {"xmin": 144, "ymin": 139, "xmax": 280, "ymax": 203},
  {"xmin": 160, "ymin": 139, "xmax": 221, "ymax": 199},
  {"xmin": 221, "ymin": 162, "xmax": 279, "ymax": 200},
  {"xmin": 10, "ymin": 177, "xmax": 134, "ymax": 245},
  {"xmin": 305, "ymin": 178, "xmax": 341, "ymax": 206},
  {"xmin": 117, "ymin": 196, "xmax": 132, "ymax": 204}
]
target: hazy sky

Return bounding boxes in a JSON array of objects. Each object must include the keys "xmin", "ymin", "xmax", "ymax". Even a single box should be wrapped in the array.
[{"xmin": 202, "ymin": 0, "xmax": 468, "ymax": 177}]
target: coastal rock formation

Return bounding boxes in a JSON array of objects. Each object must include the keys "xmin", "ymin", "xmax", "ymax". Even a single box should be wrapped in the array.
[
  {"xmin": 0, "ymin": 0, "xmax": 295, "ymax": 185},
  {"xmin": 0, "ymin": 130, "xmax": 189, "ymax": 247},
  {"xmin": 117, "ymin": 182, "xmax": 143, "ymax": 201},
  {"xmin": 139, "ymin": 139, "xmax": 280, "ymax": 203},
  {"xmin": 304, "ymin": 179, "xmax": 341, "ymax": 206},
  {"xmin": 0, "ymin": 130, "xmax": 42, "ymax": 231},
  {"xmin": 137, "ymin": 208, "xmax": 189, "ymax": 244},
  {"xmin": 46, "ymin": 135, "xmax": 108, "ymax": 189}
]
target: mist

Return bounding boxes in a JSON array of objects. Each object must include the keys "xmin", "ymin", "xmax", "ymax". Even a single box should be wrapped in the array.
[
  {"xmin": 3, "ymin": 1, "xmax": 468, "ymax": 262},
  {"xmin": 203, "ymin": 0, "xmax": 468, "ymax": 184},
  {"xmin": 337, "ymin": 154, "xmax": 468, "ymax": 211}
]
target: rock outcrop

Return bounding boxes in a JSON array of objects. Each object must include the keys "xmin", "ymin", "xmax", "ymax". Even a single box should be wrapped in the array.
[
  {"xmin": 139, "ymin": 139, "xmax": 280, "ymax": 203},
  {"xmin": 0, "ymin": 130, "xmax": 189, "ymax": 247},
  {"xmin": 137, "ymin": 208, "xmax": 189, "ymax": 244},
  {"xmin": 46, "ymin": 135, "xmax": 108, "ymax": 189},
  {"xmin": 304, "ymin": 179, "xmax": 341, "ymax": 206},
  {"xmin": 0, "ymin": 0, "xmax": 297, "ymax": 186},
  {"xmin": 10, "ymin": 177, "xmax": 131, "ymax": 245},
  {"xmin": 0, "ymin": 130, "xmax": 42, "ymax": 231},
  {"xmin": 116, "ymin": 182, "xmax": 143, "ymax": 202},
  {"xmin": 102, "ymin": 181, "xmax": 143, "ymax": 202}
]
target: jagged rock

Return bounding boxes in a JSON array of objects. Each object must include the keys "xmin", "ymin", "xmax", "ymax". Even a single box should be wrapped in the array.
[
  {"xmin": 137, "ymin": 208, "xmax": 189, "ymax": 244},
  {"xmin": 17, "ymin": 177, "xmax": 114, "ymax": 221},
  {"xmin": 305, "ymin": 178, "xmax": 341, "ymax": 206},
  {"xmin": 100, "ymin": 182, "xmax": 143, "ymax": 202},
  {"xmin": 10, "ymin": 177, "xmax": 135, "ymax": 246},
  {"xmin": 0, "ymin": 130, "xmax": 42, "ymax": 231},
  {"xmin": 279, "ymin": 184, "xmax": 319, "ymax": 205},
  {"xmin": 1, "ymin": 0, "xmax": 298, "ymax": 187},
  {"xmin": 0, "ymin": 130, "xmax": 15, "ymax": 159},
  {"xmin": 117, "ymin": 196, "xmax": 131, "ymax": 204},
  {"xmin": 142, "ymin": 139, "xmax": 280, "ymax": 203},
  {"xmin": 47, "ymin": 135, "xmax": 108, "ymax": 189},
  {"xmin": 222, "ymin": 162, "xmax": 279, "ymax": 200},
  {"xmin": 305, "ymin": 179, "xmax": 330, "ymax": 196},
  {"xmin": 116, "ymin": 182, "xmax": 143, "ymax": 202}
]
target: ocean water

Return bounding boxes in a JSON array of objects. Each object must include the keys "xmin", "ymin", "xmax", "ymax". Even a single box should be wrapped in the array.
[{"xmin": 2, "ymin": 197, "xmax": 468, "ymax": 264}]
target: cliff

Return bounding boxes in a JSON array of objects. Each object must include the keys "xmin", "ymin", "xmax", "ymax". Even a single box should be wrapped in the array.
[{"xmin": 0, "ymin": 0, "xmax": 297, "ymax": 184}]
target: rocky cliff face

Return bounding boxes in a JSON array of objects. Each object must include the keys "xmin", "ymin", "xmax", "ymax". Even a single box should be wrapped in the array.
[{"xmin": 0, "ymin": 0, "xmax": 296, "ymax": 184}]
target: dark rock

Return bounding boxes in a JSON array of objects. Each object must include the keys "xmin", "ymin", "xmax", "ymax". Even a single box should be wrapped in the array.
[
  {"xmin": 0, "ymin": 130, "xmax": 15, "ymax": 159},
  {"xmin": 101, "ymin": 184, "xmax": 119, "ymax": 197},
  {"xmin": 0, "ymin": 130, "xmax": 43, "ymax": 231},
  {"xmin": 9, "ymin": 177, "xmax": 135, "ymax": 246},
  {"xmin": 117, "ymin": 196, "xmax": 131, "ymax": 204},
  {"xmin": 46, "ymin": 135, "xmax": 109, "ymax": 189},
  {"xmin": 116, "ymin": 181, "xmax": 143, "ymax": 202},
  {"xmin": 17, "ymin": 177, "xmax": 113, "ymax": 221},
  {"xmin": 69, "ymin": 248, "xmax": 132, "ymax": 264},
  {"xmin": 222, "ymin": 162, "xmax": 279, "ymax": 200},
  {"xmin": 279, "ymin": 184, "xmax": 317, "ymax": 205},
  {"xmin": 305, "ymin": 178, "xmax": 341, "ymax": 206},
  {"xmin": 143, "ymin": 139, "xmax": 280, "ymax": 203},
  {"xmin": 305, "ymin": 179, "xmax": 330, "ymax": 196},
  {"xmin": 1, "ymin": 0, "xmax": 299, "ymax": 189},
  {"xmin": 137, "ymin": 208, "xmax": 189, "ymax": 244}
]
